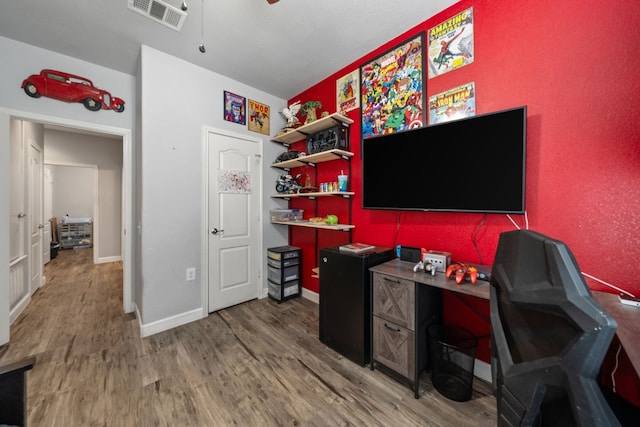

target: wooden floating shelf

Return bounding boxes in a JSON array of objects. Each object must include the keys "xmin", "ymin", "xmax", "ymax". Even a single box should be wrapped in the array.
[
  {"xmin": 271, "ymin": 149, "xmax": 354, "ymax": 169},
  {"xmin": 272, "ymin": 113, "xmax": 354, "ymax": 145},
  {"xmin": 270, "ymin": 220, "xmax": 355, "ymax": 231},
  {"xmin": 272, "ymin": 191, "xmax": 354, "ymax": 199}
]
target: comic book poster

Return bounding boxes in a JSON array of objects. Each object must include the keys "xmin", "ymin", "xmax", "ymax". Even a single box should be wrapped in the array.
[
  {"xmin": 360, "ymin": 33, "xmax": 425, "ymax": 140},
  {"xmin": 336, "ymin": 70, "xmax": 359, "ymax": 114},
  {"xmin": 429, "ymin": 82, "xmax": 476, "ymax": 124},
  {"xmin": 427, "ymin": 7, "xmax": 474, "ymax": 78},
  {"xmin": 223, "ymin": 91, "xmax": 246, "ymax": 125},
  {"xmin": 248, "ymin": 99, "xmax": 270, "ymax": 135}
]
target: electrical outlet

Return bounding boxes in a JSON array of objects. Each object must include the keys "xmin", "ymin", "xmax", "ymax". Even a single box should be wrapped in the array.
[
  {"xmin": 186, "ymin": 268, "xmax": 196, "ymax": 281},
  {"xmin": 422, "ymin": 250, "xmax": 451, "ymax": 273}
]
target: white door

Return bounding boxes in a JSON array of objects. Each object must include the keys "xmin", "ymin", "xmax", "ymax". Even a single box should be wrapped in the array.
[
  {"xmin": 207, "ymin": 129, "xmax": 261, "ymax": 313},
  {"xmin": 29, "ymin": 142, "xmax": 43, "ymax": 293}
]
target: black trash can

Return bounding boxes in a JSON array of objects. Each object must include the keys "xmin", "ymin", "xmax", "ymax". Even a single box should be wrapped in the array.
[
  {"xmin": 50, "ymin": 242, "xmax": 60, "ymax": 259},
  {"xmin": 428, "ymin": 323, "xmax": 477, "ymax": 402}
]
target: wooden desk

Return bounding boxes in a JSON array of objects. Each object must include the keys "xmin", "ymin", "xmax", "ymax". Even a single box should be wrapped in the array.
[
  {"xmin": 369, "ymin": 259, "xmax": 640, "ymax": 396},
  {"xmin": 369, "ymin": 259, "xmax": 489, "ymax": 398},
  {"xmin": 370, "ymin": 259, "xmax": 490, "ymax": 301},
  {"xmin": 593, "ymin": 291, "xmax": 640, "ymax": 377}
]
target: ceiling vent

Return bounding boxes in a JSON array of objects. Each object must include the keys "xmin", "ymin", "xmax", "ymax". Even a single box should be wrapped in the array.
[{"xmin": 128, "ymin": 0, "xmax": 187, "ymax": 31}]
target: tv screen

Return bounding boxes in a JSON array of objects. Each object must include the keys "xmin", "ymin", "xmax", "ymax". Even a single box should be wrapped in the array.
[{"xmin": 362, "ymin": 106, "xmax": 527, "ymax": 213}]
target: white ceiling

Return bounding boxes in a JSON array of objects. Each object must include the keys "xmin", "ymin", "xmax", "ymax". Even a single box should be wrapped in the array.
[{"xmin": 0, "ymin": 0, "xmax": 458, "ymax": 100}]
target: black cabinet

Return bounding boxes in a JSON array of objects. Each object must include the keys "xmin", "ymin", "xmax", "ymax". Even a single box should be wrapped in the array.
[
  {"xmin": 319, "ymin": 245, "xmax": 395, "ymax": 365},
  {"xmin": 267, "ymin": 246, "xmax": 301, "ymax": 302}
]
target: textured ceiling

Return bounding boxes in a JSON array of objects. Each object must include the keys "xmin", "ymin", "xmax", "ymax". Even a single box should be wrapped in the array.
[{"xmin": 0, "ymin": 0, "xmax": 458, "ymax": 99}]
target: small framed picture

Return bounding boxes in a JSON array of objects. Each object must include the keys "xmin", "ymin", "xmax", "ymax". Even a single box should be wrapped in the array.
[
  {"xmin": 223, "ymin": 90, "xmax": 246, "ymax": 125},
  {"xmin": 336, "ymin": 70, "xmax": 359, "ymax": 114},
  {"xmin": 248, "ymin": 99, "xmax": 270, "ymax": 135}
]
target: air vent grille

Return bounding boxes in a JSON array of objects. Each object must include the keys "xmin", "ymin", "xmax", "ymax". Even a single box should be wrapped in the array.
[{"xmin": 128, "ymin": 0, "xmax": 187, "ymax": 31}]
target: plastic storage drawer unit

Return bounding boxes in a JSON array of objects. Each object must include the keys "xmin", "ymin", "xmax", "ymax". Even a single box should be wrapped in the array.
[{"xmin": 267, "ymin": 246, "xmax": 301, "ymax": 303}]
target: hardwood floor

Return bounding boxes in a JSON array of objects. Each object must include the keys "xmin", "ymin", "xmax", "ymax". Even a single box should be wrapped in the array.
[{"xmin": 1, "ymin": 248, "xmax": 497, "ymax": 426}]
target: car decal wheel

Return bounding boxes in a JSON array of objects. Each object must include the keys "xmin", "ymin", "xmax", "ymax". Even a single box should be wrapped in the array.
[
  {"xmin": 83, "ymin": 98, "xmax": 101, "ymax": 111},
  {"xmin": 115, "ymin": 104, "xmax": 125, "ymax": 113},
  {"xmin": 23, "ymin": 83, "xmax": 41, "ymax": 98}
]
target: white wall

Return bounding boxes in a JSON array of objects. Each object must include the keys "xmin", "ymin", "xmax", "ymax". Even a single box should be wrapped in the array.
[
  {"xmin": 45, "ymin": 129, "xmax": 123, "ymax": 259},
  {"xmin": 139, "ymin": 46, "xmax": 288, "ymax": 326},
  {"xmin": 49, "ymin": 165, "xmax": 94, "ymax": 219},
  {"xmin": 0, "ymin": 114, "xmax": 10, "ymax": 343}
]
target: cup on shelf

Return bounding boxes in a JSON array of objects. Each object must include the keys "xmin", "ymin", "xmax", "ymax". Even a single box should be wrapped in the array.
[{"xmin": 338, "ymin": 174, "xmax": 348, "ymax": 192}]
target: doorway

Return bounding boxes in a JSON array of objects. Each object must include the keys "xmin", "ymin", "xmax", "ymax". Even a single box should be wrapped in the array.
[{"xmin": 4, "ymin": 111, "xmax": 133, "ymax": 317}]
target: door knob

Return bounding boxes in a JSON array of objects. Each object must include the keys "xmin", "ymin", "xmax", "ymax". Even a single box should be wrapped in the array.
[
  {"xmin": 38, "ymin": 224, "xmax": 44, "ymax": 229},
  {"xmin": 211, "ymin": 228, "xmax": 224, "ymax": 235}
]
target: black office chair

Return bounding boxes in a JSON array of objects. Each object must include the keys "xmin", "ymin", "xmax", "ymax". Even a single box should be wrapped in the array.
[{"xmin": 490, "ymin": 230, "xmax": 619, "ymax": 426}]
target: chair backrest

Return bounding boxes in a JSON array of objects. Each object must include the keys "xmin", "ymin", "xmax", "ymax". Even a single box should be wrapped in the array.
[{"xmin": 490, "ymin": 230, "xmax": 619, "ymax": 426}]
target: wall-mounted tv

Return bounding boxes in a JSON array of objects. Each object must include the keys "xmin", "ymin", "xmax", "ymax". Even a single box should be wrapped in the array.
[{"xmin": 362, "ymin": 106, "xmax": 527, "ymax": 214}]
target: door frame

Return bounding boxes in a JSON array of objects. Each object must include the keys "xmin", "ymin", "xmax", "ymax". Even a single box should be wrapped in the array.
[
  {"xmin": 1, "ymin": 108, "xmax": 134, "ymax": 315},
  {"xmin": 201, "ymin": 126, "xmax": 264, "ymax": 316}
]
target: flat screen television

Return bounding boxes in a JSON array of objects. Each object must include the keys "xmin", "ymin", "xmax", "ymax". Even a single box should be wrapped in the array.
[{"xmin": 362, "ymin": 106, "xmax": 527, "ymax": 213}]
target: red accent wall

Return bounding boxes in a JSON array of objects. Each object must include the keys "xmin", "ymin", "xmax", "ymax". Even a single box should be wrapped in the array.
[{"xmin": 285, "ymin": 0, "xmax": 640, "ymax": 403}]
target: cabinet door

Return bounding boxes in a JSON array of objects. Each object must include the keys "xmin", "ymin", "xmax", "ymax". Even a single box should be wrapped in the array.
[
  {"xmin": 372, "ymin": 316, "xmax": 414, "ymax": 379},
  {"xmin": 373, "ymin": 274, "xmax": 415, "ymax": 330}
]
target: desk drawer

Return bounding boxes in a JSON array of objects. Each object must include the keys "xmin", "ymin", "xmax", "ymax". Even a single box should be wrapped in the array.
[
  {"xmin": 373, "ymin": 273, "xmax": 415, "ymax": 330},
  {"xmin": 372, "ymin": 316, "xmax": 414, "ymax": 379}
]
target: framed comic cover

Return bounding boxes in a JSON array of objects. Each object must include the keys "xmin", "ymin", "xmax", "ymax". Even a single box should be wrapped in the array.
[
  {"xmin": 223, "ymin": 90, "xmax": 246, "ymax": 125},
  {"xmin": 428, "ymin": 82, "xmax": 476, "ymax": 124},
  {"xmin": 248, "ymin": 99, "xmax": 270, "ymax": 135},
  {"xmin": 360, "ymin": 32, "xmax": 425, "ymax": 140},
  {"xmin": 336, "ymin": 70, "xmax": 359, "ymax": 114},
  {"xmin": 427, "ymin": 7, "xmax": 474, "ymax": 78}
]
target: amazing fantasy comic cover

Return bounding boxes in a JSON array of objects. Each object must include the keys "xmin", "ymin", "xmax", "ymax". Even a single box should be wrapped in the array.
[
  {"xmin": 429, "ymin": 82, "xmax": 475, "ymax": 124},
  {"xmin": 428, "ymin": 7, "xmax": 474, "ymax": 78}
]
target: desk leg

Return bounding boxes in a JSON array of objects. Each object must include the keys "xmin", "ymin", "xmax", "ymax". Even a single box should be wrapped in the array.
[
  {"xmin": 414, "ymin": 282, "xmax": 420, "ymax": 399},
  {"xmin": 370, "ymin": 271, "xmax": 374, "ymax": 371}
]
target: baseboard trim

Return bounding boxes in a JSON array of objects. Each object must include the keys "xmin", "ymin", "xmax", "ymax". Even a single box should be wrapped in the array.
[
  {"xmin": 9, "ymin": 294, "xmax": 31, "ymax": 324},
  {"xmin": 474, "ymin": 359, "xmax": 492, "ymax": 383},
  {"xmin": 95, "ymin": 255, "xmax": 122, "ymax": 264},
  {"xmin": 301, "ymin": 287, "xmax": 319, "ymax": 304},
  {"xmin": 138, "ymin": 307, "xmax": 204, "ymax": 338}
]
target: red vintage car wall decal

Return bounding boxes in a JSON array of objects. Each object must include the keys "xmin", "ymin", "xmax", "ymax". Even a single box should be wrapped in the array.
[{"xmin": 21, "ymin": 69, "xmax": 125, "ymax": 113}]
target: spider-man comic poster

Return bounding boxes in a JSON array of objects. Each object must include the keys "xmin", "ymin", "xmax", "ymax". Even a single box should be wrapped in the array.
[
  {"xmin": 360, "ymin": 33, "xmax": 425, "ymax": 140},
  {"xmin": 428, "ymin": 7, "xmax": 474, "ymax": 78},
  {"xmin": 223, "ymin": 90, "xmax": 246, "ymax": 125}
]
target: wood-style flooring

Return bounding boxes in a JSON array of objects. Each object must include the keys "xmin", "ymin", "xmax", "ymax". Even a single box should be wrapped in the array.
[{"xmin": 0, "ymin": 248, "xmax": 497, "ymax": 426}]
